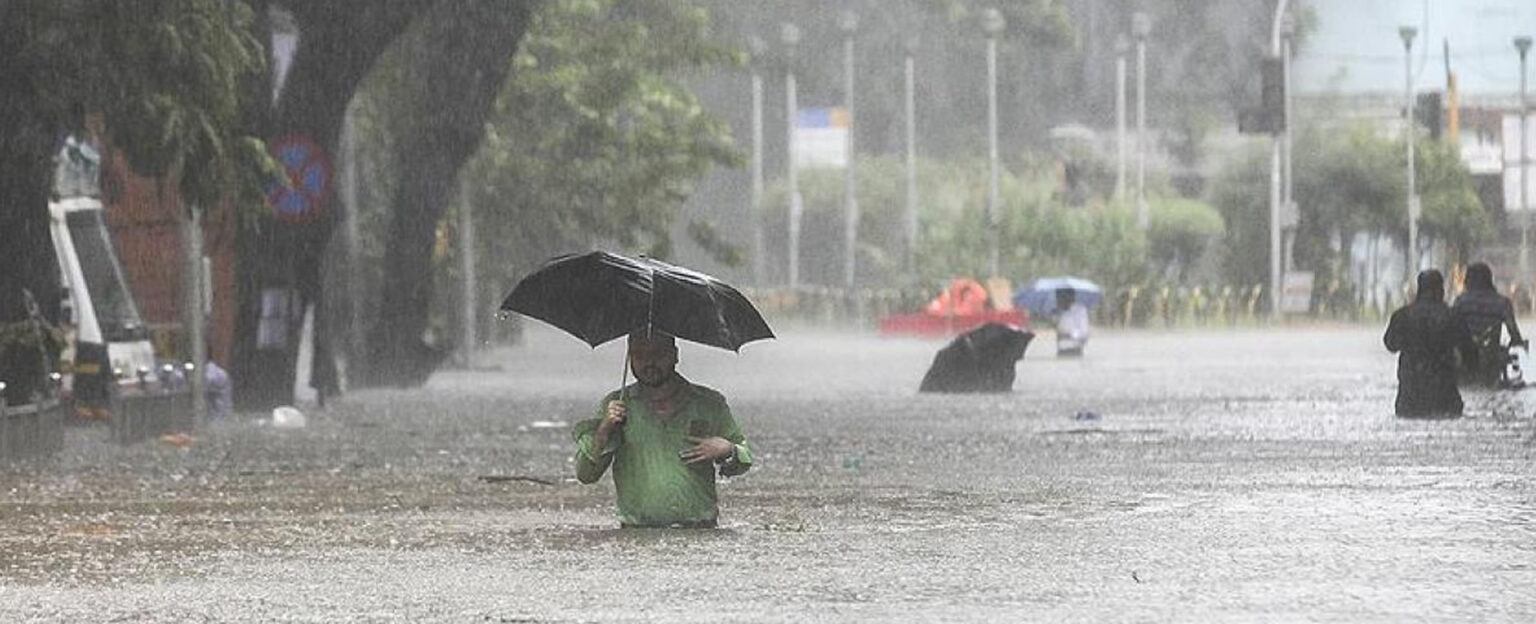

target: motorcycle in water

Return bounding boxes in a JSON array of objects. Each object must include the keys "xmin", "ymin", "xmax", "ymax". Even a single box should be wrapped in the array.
[
  {"xmin": 1500, "ymin": 343, "xmax": 1527, "ymax": 390},
  {"xmin": 1461, "ymin": 324, "xmax": 1528, "ymax": 390}
]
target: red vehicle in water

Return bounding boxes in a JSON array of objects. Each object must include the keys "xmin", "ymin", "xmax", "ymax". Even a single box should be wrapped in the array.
[{"xmin": 877, "ymin": 277, "xmax": 1028, "ymax": 338}]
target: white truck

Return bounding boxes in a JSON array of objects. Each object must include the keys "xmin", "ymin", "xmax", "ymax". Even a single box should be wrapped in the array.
[{"xmin": 48, "ymin": 137, "xmax": 185, "ymax": 431}]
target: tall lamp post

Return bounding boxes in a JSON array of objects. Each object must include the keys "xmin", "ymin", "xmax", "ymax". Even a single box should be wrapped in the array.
[
  {"xmin": 903, "ymin": 34, "xmax": 919, "ymax": 282},
  {"xmin": 782, "ymin": 23, "xmax": 802, "ymax": 288},
  {"xmin": 1114, "ymin": 34, "xmax": 1129, "ymax": 201},
  {"xmin": 983, "ymin": 8, "xmax": 1005, "ymax": 278},
  {"xmin": 748, "ymin": 35, "xmax": 766, "ymax": 286},
  {"xmin": 1281, "ymin": 14, "xmax": 1295, "ymax": 271},
  {"xmin": 1516, "ymin": 35, "xmax": 1531, "ymax": 280},
  {"xmin": 181, "ymin": 203, "xmax": 206, "ymax": 425},
  {"xmin": 1401, "ymin": 25, "xmax": 1419, "ymax": 277},
  {"xmin": 1133, "ymin": 12, "xmax": 1151, "ymax": 229},
  {"xmin": 1268, "ymin": 0, "xmax": 1292, "ymax": 319},
  {"xmin": 840, "ymin": 10, "xmax": 859, "ymax": 295}
]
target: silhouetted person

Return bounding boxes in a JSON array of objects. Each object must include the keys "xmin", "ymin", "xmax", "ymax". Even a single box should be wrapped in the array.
[
  {"xmin": 1384, "ymin": 270, "xmax": 1472, "ymax": 417},
  {"xmin": 1452, "ymin": 262, "xmax": 1525, "ymax": 386}
]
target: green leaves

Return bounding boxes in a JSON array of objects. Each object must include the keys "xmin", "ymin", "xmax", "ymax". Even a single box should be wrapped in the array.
[
  {"xmin": 1210, "ymin": 122, "xmax": 1491, "ymax": 287},
  {"xmin": 90, "ymin": 0, "xmax": 269, "ymax": 214},
  {"xmin": 758, "ymin": 155, "xmax": 1161, "ymax": 292},
  {"xmin": 462, "ymin": 0, "xmax": 741, "ymax": 269}
]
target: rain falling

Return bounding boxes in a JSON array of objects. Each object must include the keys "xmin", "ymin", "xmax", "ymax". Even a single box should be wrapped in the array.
[{"xmin": 2, "ymin": 1, "xmax": 1536, "ymax": 621}]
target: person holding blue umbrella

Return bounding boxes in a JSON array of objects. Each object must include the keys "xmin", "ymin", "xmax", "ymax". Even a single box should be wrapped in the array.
[
  {"xmin": 1015, "ymin": 277, "xmax": 1100, "ymax": 357},
  {"xmin": 1052, "ymin": 288, "xmax": 1091, "ymax": 357}
]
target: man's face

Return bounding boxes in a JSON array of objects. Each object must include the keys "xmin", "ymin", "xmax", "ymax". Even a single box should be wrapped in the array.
[{"xmin": 629, "ymin": 340, "xmax": 678, "ymax": 386}]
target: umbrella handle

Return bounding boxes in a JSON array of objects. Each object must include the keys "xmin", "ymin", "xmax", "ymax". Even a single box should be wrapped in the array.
[{"xmin": 619, "ymin": 345, "xmax": 630, "ymax": 402}]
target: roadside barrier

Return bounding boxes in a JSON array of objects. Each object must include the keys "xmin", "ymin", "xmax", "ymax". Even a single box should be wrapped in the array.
[
  {"xmin": 734, "ymin": 280, "xmax": 1515, "ymax": 329},
  {"xmin": 0, "ymin": 386, "xmax": 65, "ymax": 461}
]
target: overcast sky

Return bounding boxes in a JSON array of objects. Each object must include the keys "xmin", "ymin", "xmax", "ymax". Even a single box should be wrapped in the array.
[{"xmin": 1294, "ymin": 0, "xmax": 1536, "ymax": 96}]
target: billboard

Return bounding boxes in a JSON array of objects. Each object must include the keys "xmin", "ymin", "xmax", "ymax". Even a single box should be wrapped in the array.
[
  {"xmin": 793, "ymin": 107, "xmax": 849, "ymax": 169},
  {"xmin": 1503, "ymin": 114, "xmax": 1536, "ymax": 212}
]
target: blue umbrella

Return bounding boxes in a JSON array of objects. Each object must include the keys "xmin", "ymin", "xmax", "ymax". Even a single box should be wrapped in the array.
[{"xmin": 1013, "ymin": 277, "xmax": 1104, "ymax": 316}]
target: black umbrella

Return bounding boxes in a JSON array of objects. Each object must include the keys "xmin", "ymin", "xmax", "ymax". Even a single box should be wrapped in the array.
[
  {"xmin": 500, "ymin": 251, "xmax": 774, "ymax": 352},
  {"xmin": 918, "ymin": 323, "xmax": 1033, "ymax": 393}
]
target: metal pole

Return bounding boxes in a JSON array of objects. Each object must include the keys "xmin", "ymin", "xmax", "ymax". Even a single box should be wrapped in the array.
[
  {"xmin": 1282, "ymin": 23, "xmax": 1294, "ymax": 272},
  {"xmin": 1114, "ymin": 35, "xmax": 1128, "ymax": 201},
  {"xmin": 903, "ymin": 41, "xmax": 918, "ymax": 281},
  {"xmin": 342, "ymin": 104, "xmax": 362, "ymax": 385},
  {"xmin": 749, "ymin": 37, "xmax": 766, "ymax": 286},
  {"xmin": 783, "ymin": 23, "xmax": 801, "ymax": 289},
  {"xmin": 1134, "ymin": 12, "xmax": 1150, "ymax": 229},
  {"xmin": 983, "ymin": 9, "xmax": 1003, "ymax": 278},
  {"xmin": 182, "ymin": 205, "xmax": 206, "ymax": 426},
  {"xmin": 841, "ymin": 11, "xmax": 859, "ymax": 293},
  {"xmin": 1268, "ymin": 0, "xmax": 1291, "ymax": 319},
  {"xmin": 1517, "ymin": 37, "xmax": 1531, "ymax": 281},
  {"xmin": 457, "ymin": 177, "xmax": 476, "ymax": 368},
  {"xmin": 1403, "ymin": 26, "xmax": 1418, "ymax": 277}
]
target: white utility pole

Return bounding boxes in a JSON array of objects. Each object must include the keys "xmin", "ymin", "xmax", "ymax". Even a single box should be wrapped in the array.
[
  {"xmin": 1268, "ymin": 0, "xmax": 1292, "ymax": 319},
  {"xmin": 840, "ymin": 10, "xmax": 859, "ymax": 293},
  {"xmin": 749, "ymin": 36, "xmax": 766, "ymax": 286},
  {"xmin": 783, "ymin": 23, "xmax": 802, "ymax": 289},
  {"xmin": 903, "ymin": 36, "xmax": 919, "ymax": 282},
  {"xmin": 1402, "ymin": 25, "xmax": 1419, "ymax": 277},
  {"xmin": 1114, "ymin": 34, "xmax": 1129, "ymax": 201},
  {"xmin": 983, "ymin": 8, "xmax": 1005, "ymax": 278},
  {"xmin": 457, "ymin": 177, "xmax": 476, "ymax": 368},
  {"xmin": 1133, "ymin": 12, "xmax": 1151, "ymax": 229}
]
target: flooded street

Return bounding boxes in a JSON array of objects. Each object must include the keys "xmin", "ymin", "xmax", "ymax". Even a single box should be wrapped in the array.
[{"xmin": 4, "ymin": 324, "xmax": 1536, "ymax": 622}]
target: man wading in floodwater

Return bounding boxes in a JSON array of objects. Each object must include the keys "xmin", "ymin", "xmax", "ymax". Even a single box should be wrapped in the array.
[
  {"xmin": 1385, "ymin": 270, "xmax": 1473, "ymax": 417},
  {"xmin": 572, "ymin": 331, "xmax": 753, "ymax": 528}
]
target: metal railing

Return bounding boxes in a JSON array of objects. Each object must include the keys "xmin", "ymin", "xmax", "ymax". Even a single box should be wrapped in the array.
[{"xmin": 0, "ymin": 383, "xmax": 66, "ymax": 461}]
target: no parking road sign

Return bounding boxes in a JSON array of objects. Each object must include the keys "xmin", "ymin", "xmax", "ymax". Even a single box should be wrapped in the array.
[{"xmin": 266, "ymin": 134, "xmax": 333, "ymax": 224}]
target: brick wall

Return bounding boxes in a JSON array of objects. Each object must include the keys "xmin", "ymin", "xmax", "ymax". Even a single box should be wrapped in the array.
[{"xmin": 100, "ymin": 151, "xmax": 236, "ymax": 367}]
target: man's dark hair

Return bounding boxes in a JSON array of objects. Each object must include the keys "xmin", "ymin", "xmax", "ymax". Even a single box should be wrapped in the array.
[
  {"xmin": 628, "ymin": 330, "xmax": 677, "ymax": 352},
  {"xmin": 1465, "ymin": 262, "xmax": 1495, "ymax": 292},
  {"xmin": 1417, "ymin": 269, "xmax": 1445, "ymax": 302}
]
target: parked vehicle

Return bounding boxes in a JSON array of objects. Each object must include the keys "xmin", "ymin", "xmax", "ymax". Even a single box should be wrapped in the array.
[{"xmin": 48, "ymin": 137, "xmax": 184, "ymax": 425}]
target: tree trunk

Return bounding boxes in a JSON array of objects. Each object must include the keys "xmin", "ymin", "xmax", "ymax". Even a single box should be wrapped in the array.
[
  {"xmin": 0, "ymin": 74, "xmax": 65, "ymax": 405},
  {"xmin": 357, "ymin": 1, "xmax": 534, "ymax": 388},
  {"xmin": 233, "ymin": 1, "xmax": 431, "ymax": 410}
]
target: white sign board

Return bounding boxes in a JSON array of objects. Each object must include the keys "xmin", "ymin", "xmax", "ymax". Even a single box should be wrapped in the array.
[
  {"xmin": 1281, "ymin": 271, "xmax": 1313, "ymax": 314},
  {"xmin": 793, "ymin": 107, "xmax": 849, "ymax": 169},
  {"xmin": 1502, "ymin": 114, "xmax": 1536, "ymax": 212}
]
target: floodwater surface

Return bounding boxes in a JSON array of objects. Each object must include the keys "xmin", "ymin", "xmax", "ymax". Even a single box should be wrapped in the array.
[{"xmin": 2, "ymin": 324, "xmax": 1535, "ymax": 622}]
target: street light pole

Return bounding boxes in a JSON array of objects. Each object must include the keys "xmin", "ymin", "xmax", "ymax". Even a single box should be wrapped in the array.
[
  {"xmin": 748, "ymin": 36, "xmax": 766, "ymax": 286},
  {"xmin": 1517, "ymin": 36, "xmax": 1531, "ymax": 281},
  {"xmin": 1281, "ymin": 15, "xmax": 1295, "ymax": 272},
  {"xmin": 903, "ymin": 35, "xmax": 919, "ymax": 282},
  {"xmin": 181, "ymin": 203, "xmax": 206, "ymax": 426},
  {"xmin": 1114, "ymin": 34, "xmax": 1129, "ymax": 201},
  {"xmin": 840, "ymin": 10, "xmax": 859, "ymax": 295},
  {"xmin": 983, "ymin": 8, "xmax": 1005, "ymax": 278},
  {"xmin": 782, "ymin": 23, "xmax": 801, "ymax": 289},
  {"xmin": 1268, "ymin": 0, "xmax": 1291, "ymax": 319},
  {"xmin": 457, "ymin": 177, "xmax": 476, "ymax": 368},
  {"xmin": 1402, "ymin": 25, "xmax": 1419, "ymax": 278},
  {"xmin": 1133, "ymin": 12, "xmax": 1151, "ymax": 230}
]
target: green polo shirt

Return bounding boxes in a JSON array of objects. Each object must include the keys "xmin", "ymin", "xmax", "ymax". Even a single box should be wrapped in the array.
[{"xmin": 572, "ymin": 377, "xmax": 753, "ymax": 527}]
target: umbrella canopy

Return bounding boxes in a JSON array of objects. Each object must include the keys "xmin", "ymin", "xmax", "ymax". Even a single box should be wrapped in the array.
[
  {"xmin": 500, "ymin": 251, "xmax": 774, "ymax": 351},
  {"xmin": 919, "ymin": 323, "xmax": 1034, "ymax": 394},
  {"xmin": 1013, "ymin": 276, "xmax": 1104, "ymax": 317}
]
